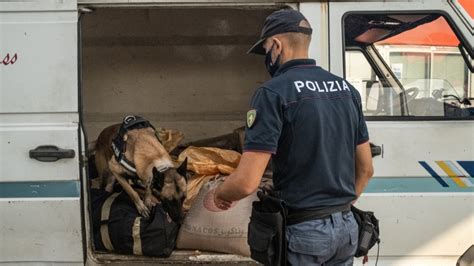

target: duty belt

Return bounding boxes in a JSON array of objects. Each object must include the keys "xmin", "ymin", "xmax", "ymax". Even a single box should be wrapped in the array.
[{"xmin": 286, "ymin": 203, "xmax": 351, "ymax": 226}]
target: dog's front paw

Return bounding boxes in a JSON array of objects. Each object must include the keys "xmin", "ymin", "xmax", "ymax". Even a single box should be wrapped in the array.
[
  {"xmin": 144, "ymin": 196, "xmax": 155, "ymax": 209},
  {"xmin": 135, "ymin": 200, "xmax": 150, "ymax": 219}
]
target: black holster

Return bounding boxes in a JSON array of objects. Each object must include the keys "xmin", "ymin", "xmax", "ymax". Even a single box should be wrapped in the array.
[
  {"xmin": 351, "ymin": 205, "xmax": 380, "ymax": 257},
  {"xmin": 247, "ymin": 190, "xmax": 287, "ymax": 266}
]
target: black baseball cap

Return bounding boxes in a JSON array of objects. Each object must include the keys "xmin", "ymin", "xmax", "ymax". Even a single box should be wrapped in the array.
[{"xmin": 247, "ymin": 9, "xmax": 312, "ymax": 55}]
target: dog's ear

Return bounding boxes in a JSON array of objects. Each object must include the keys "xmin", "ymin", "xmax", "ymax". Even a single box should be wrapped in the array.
[
  {"xmin": 152, "ymin": 167, "xmax": 165, "ymax": 189},
  {"xmin": 123, "ymin": 133, "xmax": 128, "ymax": 142},
  {"xmin": 177, "ymin": 158, "xmax": 188, "ymax": 180}
]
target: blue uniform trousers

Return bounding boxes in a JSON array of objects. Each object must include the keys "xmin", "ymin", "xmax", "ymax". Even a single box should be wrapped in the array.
[{"xmin": 286, "ymin": 211, "xmax": 358, "ymax": 265}]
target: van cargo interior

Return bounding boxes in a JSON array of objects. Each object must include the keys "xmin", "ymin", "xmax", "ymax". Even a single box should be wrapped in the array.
[
  {"xmin": 81, "ymin": 6, "xmax": 281, "ymax": 262},
  {"xmin": 82, "ymin": 7, "xmax": 280, "ymax": 143}
]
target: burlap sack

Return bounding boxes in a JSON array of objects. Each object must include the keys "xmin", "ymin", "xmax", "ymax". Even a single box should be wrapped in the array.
[
  {"xmin": 177, "ymin": 146, "xmax": 242, "ymax": 211},
  {"xmin": 156, "ymin": 128, "xmax": 184, "ymax": 153},
  {"xmin": 176, "ymin": 178, "xmax": 256, "ymax": 256},
  {"xmin": 178, "ymin": 146, "xmax": 241, "ymax": 176},
  {"xmin": 182, "ymin": 174, "xmax": 218, "ymax": 212}
]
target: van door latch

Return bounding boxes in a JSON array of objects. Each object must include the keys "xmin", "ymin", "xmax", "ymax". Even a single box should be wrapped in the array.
[
  {"xmin": 370, "ymin": 143, "xmax": 382, "ymax": 158},
  {"xmin": 29, "ymin": 145, "xmax": 76, "ymax": 162}
]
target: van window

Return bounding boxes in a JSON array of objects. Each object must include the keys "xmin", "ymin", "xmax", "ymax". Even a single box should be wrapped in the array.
[
  {"xmin": 345, "ymin": 50, "xmax": 380, "ymax": 114},
  {"xmin": 344, "ymin": 14, "xmax": 474, "ymax": 118}
]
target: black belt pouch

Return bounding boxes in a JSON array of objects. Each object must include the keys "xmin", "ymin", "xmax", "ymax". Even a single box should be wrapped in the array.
[{"xmin": 248, "ymin": 191, "xmax": 287, "ymax": 266}]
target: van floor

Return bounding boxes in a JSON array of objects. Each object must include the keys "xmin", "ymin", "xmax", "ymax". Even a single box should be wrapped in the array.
[{"xmin": 90, "ymin": 250, "xmax": 258, "ymax": 265}]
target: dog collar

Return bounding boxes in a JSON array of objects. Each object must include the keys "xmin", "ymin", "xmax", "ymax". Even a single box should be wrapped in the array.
[{"xmin": 111, "ymin": 115, "xmax": 157, "ymax": 174}]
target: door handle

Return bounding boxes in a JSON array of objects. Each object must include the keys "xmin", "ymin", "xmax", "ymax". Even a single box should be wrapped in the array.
[
  {"xmin": 370, "ymin": 143, "xmax": 382, "ymax": 157},
  {"xmin": 29, "ymin": 145, "xmax": 75, "ymax": 162}
]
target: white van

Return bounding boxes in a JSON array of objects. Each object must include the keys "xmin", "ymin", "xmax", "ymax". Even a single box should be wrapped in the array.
[{"xmin": 1, "ymin": 0, "xmax": 473, "ymax": 265}]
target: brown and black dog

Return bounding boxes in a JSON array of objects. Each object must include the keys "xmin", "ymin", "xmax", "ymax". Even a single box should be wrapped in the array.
[{"xmin": 94, "ymin": 116, "xmax": 187, "ymax": 222}]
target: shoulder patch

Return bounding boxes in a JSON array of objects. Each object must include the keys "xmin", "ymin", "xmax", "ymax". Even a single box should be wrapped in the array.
[{"xmin": 247, "ymin": 109, "xmax": 257, "ymax": 128}]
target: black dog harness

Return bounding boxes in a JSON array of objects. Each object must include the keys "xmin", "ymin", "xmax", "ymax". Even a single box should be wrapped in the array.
[{"xmin": 111, "ymin": 115, "xmax": 168, "ymax": 174}]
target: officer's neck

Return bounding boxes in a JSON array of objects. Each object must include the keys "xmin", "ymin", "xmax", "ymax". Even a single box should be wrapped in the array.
[{"xmin": 280, "ymin": 49, "xmax": 309, "ymax": 65}]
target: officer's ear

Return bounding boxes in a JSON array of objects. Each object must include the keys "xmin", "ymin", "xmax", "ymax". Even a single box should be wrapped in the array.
[{"xmin": 271, "ymin": 37, "xmax": 283, "ymax": 54}]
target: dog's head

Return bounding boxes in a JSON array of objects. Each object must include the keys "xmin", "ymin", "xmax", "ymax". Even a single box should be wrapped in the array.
[{"xmin": 152, "ymin": 158, "xmax": 188, "ymax": 223}]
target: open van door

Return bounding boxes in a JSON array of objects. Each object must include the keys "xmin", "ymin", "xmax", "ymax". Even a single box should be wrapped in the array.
[
  {"xmin": 320, "ymin": 0, "xmax": 473, "ymax": 265},
  {"xmin": 0, "ymin": 1, "xmax": 83, "ymax": 264}
]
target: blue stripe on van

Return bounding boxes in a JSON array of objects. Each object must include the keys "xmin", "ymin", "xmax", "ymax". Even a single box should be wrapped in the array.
[
  {"xmin": 0, "ymin": 177, "xmax": 470, "ymax": 198},
  {"xmin": 0, "ymin": 181, "xmax": 80, "ymax": 198},
  {"xmin": 458, "ymin": 161, "xmax": 474, "ymax": 177},
  {"xmin": 365, "ymin": 177, "xmax": 473, "ymax": 193},
  {"xmin": 418, "ymin": 161, "xmax": 450, "ymax": 187}
]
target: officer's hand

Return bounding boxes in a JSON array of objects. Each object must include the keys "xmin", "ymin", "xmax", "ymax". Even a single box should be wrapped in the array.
[
  {"xmin": 214, "ymin": 192, "xmax": 233, "ymax": 210},
  {"xmin": 203, "ymin": 188, "xmax": 234, "ymax": 212}
]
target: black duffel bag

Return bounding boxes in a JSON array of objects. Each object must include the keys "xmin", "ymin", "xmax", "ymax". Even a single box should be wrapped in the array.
[
  {"xmin": 247, "ymin": 190, "xmax": 287, "ymax": 266},
  {"xmin": 351, "ymin": 205, "xmax": 380, "ymax": 258},
  {"xmin": 91, "ymin": 190, "xmax": 179, "ymax": 257}
]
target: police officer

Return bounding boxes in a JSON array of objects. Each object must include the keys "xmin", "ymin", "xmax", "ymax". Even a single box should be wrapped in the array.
[{"xmin": 213, "ymin": 9, "xmax": 374, "ymax": 265}]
